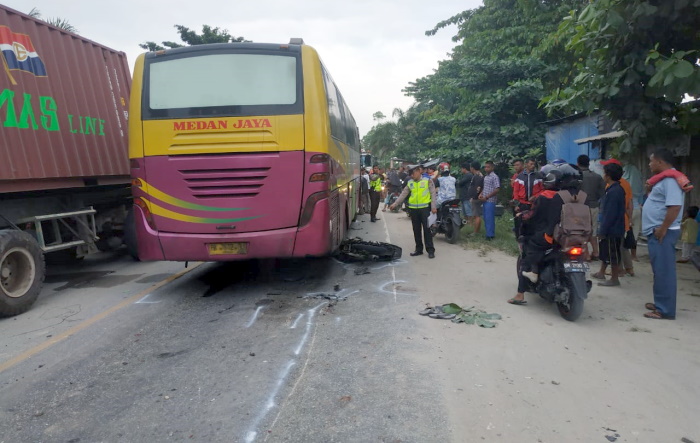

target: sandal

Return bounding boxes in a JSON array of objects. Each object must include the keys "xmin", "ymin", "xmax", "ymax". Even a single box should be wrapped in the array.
[
  {"xmin": 598, "ymin": 280, "xmax": 620, "ymax": 287},
  {"xmin": 643, "ymin": 310, "xmax": 675, "ymax": 320},
  {"xmin": 428, "ymin": 312, "xmax": 456, "ymax": 320},
  {"xmin": 507, "ymin": 298, "xmax": 527, "ymax": 305},
  {"xmin": 644, "ymin": 303, "xmax": 657, "ymax": 311},
  {"xmin": 591, "ymin": 272, "xmax": 606, "ymax": 280}
]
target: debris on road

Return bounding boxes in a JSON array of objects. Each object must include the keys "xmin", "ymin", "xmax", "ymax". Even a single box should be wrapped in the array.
[
  {"xmin": 336, "ymin": 238, "xmax": 402, "ymax": 263},
  {"xmin": 302, "ymin": 293, "xmax": 348, "ymax": 301},
  {"xmin": 420, "ymin": 303, "xmax": 502, "ymax": 328},
  {"xmin": 354, "ymin": 267, "xmax": 371, "ymax": 275}
]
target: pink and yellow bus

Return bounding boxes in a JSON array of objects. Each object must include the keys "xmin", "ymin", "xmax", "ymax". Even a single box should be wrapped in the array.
[{"xmin": 128, "ymin": 40, "xmax": 360, "ymax": 261}]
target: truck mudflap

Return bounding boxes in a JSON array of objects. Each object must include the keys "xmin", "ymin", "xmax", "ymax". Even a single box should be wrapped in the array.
[{"xmin": 336, "ymin": 238, "xmax": 402, "ymax": 262}]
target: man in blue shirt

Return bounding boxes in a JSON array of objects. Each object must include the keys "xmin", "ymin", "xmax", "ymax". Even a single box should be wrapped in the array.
[{"xmin": 642, "ymin": 149, "xmax": 684, "ymax": 320}]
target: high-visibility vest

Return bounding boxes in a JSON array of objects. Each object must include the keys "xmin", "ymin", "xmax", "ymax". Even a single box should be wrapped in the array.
[
  {"xmin": 407, "ymin": 178, "xmax": 431, "ymax": 209},
  {"xmin": 370, "ymin": 176, "xmax": 382, "ymax": 192}
]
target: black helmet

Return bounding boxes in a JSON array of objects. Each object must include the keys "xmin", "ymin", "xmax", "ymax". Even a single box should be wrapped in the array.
[
  {"xmin": 541, "ymin": 163, "xmax": 580, "ymax": 190},
  {"xmin": 543, "ymin": 169, "xmax": 562, "ymax": 190}
]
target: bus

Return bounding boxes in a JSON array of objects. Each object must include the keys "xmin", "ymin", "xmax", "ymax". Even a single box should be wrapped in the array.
[{"xmin": 128, "ymin": 39, "xmax": 361, "ymax": 261}]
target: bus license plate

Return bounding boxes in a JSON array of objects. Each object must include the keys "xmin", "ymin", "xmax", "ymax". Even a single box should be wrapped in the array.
[
  {"xmin": 208, "ymin": 242, "xmax": 248, "ymax": 255},
  {"xmin": 563, "ymin": 261, "xmax": 589, "ymax": 273}
]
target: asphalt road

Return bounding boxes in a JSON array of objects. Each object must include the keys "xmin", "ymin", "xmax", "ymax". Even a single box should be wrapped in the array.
[
  {"xmin": 2, "ymin": 211, "xmax": 698, "ymax": 443},
  {"xmin": 0, "ymin": 218, "xmax": 448, "ymax": 443}
]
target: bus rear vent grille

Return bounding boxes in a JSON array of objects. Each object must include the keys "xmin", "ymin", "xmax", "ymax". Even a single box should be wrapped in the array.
[{"xmin": 180, "ymin": 167, "xmax": 270, "ymax": 199}]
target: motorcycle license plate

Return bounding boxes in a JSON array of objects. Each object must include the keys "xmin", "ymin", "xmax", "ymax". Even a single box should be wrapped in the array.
[
  {"xmin": 563, "ymin": 261, "xmax": 589, "ymax": 273},
  {"xmin": 208, "ymin": 242, "xmax": 248, "ymax": 255}
]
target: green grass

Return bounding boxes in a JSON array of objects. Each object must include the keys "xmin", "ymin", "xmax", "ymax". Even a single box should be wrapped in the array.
[{"xmin": 460, "ymin": 214, "xmax": 520, "ymax": 256}]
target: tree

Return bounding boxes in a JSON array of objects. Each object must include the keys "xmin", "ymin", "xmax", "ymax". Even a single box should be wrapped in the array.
[
  {"xmin": 396, "ymin": 0, "xmax": 586, "ymax": 164},
  {"xmin": 362, "ymin": 121, "xmax": 398, "ymax": 165},
  {"xmin": 544, "ymin": 0, "xmax": 700, "ymax": 153},
  {"xmin": 140, "ymin": 25, "xmax": 249, "ymax": 51},
  {"xmin": 372, "ymin": 111, "xmax": 386, "ymax": 122},
  {"xmin": 27, "ymin": 7, "xmax": 78, "ymax": 33}
]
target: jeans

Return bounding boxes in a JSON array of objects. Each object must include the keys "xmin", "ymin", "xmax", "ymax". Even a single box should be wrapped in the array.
[
  {"xmin": 483, "ymin": 201, "xmax": 496, "ymax": 238},
  {"xmin": 647, "ymin": 229, "xmax": 681, "ymax": 317},
  {"xmin": 461, "ymin": 199, "xmax": 473, "ymax": 217}
]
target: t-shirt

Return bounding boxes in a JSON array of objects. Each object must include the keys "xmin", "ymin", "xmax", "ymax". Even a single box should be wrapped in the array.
[
  {"xmin": 580, "ymin": 169, "xmax": 605, "ymax": 208},
  {"xmin": 458, "ymin": 173, "xmax": 473, "ymax": 200},
  {"xmin": 437, "ymin": 176, "xmax": 457, "ymax": 204},
  {"xmin": 641, "ymin": 176, "xmax": 684, "ymax": 236},
  {"xmin": 467, "ymin": 173, "xmax": 484, "ymax": 200}
]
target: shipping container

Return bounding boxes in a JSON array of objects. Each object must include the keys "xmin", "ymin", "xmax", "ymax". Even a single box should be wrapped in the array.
[
  {"xmin": 0, "ymin": 5, "xmax": 134, "ymax": 316},
  {"xmin": 0, "ymin": 4, "xmax": 130, "ymax": 193}
]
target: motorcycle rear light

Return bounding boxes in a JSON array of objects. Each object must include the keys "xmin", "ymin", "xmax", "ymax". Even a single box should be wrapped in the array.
[
  {"xmin": 568, "ymin": 247, "xmax": 583, "ymax": 256},
  {"xmin": 309, "ymin": 172, "xmax": 330, "ymax": 182},
  {"xmin": 310, "ymin": 154, "xmax": 330, "ymax": 163}
]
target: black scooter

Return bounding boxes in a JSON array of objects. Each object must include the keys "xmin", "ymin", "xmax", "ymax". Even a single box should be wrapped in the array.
[
  {"xmin": 430, "ymin": 199, "xmax": 463, "ymax": 244},
  {"xmin": 517, "ymin": 240, "xmax": 592, "ymax": 321}
]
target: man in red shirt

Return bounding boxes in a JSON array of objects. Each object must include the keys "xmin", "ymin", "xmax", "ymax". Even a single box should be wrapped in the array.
[{"xmin": 512, "ymin": 158, "xmax": 543, "ymax": 237}]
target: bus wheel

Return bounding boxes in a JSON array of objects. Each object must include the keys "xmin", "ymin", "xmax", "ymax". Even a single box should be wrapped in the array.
[
  {"xmin": 0, "ymin": 230, "xmax": 45, "ymax": 317},
  {"xmin": 123, "ymin": 208, "xmax": 140, "ymax": 261}
]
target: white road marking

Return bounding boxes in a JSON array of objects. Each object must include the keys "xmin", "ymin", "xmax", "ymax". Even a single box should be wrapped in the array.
[
  {"xmin": 135, "ymin": 293, "xmax": 160, "ymax": 304},
  {"xmin": 290, "ymin": 313, "xmax": 304, "ymax": 329},
  {"xmin": 245, "ymin": 306, "xmax": 264, "ymax": 328},
  {"xmin": 244, "ymin": 359, "xmax": 296, "ymax": 443},
  {"xmin": 383, "ymin": 217, "xmax": 400, "ymax": 303},
  {"xmin": 294, "ymin": 303, "xmax": 325, "ymax": 356}
]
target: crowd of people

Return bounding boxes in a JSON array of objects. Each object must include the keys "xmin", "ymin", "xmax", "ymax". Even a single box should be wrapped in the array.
[
  {"xmin": 506, "ymin": 149, "xmax": 696, "ymax": 321},
  {"xmin": 363, "ymin": 148, "xmax": 698, "ymax": 321}
]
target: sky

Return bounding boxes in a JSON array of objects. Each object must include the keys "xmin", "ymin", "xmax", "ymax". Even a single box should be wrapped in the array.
[{"xmin": 6, "ymin": 0, "xmax": 483, "ymax": 136}]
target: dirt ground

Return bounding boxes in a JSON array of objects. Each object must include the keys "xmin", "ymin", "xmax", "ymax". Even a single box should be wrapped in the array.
[{"xmin": 381, "ymin": 210, "xmax": 700, "ymax": 443}]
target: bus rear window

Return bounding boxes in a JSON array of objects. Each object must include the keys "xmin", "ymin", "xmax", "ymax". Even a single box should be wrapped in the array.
[{"xmin": 144, "ymin": 52, "xmax": 302, "ymax": 119}]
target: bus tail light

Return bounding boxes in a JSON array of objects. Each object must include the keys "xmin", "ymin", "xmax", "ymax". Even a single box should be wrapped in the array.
[
  {"xmin": 309, "ymin": 172, "xmax": 330, "ymax": 182},
  {"xmin": 299, "ymin": 190, "xmax": 329, "ymax": 227},
  {"xmin": 131, "ymin": 178, "xmax": 143, "ymax": 188},
  {"xmin": 310, "ymin": 154, "xmax": 330, "ymax": 163},
  {"xmin": 134, "ymin": 197, "xmax": 156, "ymax": 230}
]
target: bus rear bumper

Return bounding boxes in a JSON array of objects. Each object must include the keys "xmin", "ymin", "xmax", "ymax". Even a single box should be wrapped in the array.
[{"xmin": 135, "ymin": 200, "xmax": 331, "ymax": 261}]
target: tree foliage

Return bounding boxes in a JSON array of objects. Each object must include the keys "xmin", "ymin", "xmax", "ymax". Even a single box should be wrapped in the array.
[
  {"xmin": 544, "ymin": 0, "xmax": 700, "ymax": 153},
  {"xmin": 365, "ymin": 0, "xmax": 585, "ymax": 166},
  {"xmin": 140, "ymin": 25, "xmax": 248, "ymax": 51},
  {"xmin": 27, "ymin": 7, "xmax": 79, "ymax": 33}
]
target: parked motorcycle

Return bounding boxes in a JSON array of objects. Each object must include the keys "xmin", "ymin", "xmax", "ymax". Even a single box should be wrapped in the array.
[
  {"xmin": 517, "ymin": 240, "xmax": 592, "ymax": 321},
  {"xmin": 430, "ymin": 198, "xmax": 463, "ymax": 244}
]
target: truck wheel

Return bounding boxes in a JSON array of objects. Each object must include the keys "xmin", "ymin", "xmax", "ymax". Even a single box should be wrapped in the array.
[
  {"xmin": 0, "ymin": 230, "xmax": 45, "ymax": 317},
  {"xmin": 123, "ymin": 208, "xmax": 140, "ymax": 261}
]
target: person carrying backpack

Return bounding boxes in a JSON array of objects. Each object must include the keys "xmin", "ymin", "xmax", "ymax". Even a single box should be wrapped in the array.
[{"xmin": 511, "ymin": 164, "xmax": 588, "ymax": 304}]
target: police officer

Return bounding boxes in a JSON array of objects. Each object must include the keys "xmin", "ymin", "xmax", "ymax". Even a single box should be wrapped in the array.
[
  {"xmin": 390, "ymin": 165, "xmax": 438, "ymax": 258},
  {"xmin": 369, "ymin": 165, "xmax": 383, "ymax": 222}
]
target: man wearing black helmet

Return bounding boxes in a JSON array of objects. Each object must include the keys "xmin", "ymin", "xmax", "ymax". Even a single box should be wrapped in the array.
[{"xmin": 509, "ymin": 164, "xmax": 581, "ymax": 305}]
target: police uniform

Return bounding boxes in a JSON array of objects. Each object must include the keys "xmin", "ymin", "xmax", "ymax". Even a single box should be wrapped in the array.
[
  {"xmin": 393, "ymin": 174, "xmax": 438, "ymax": 256},
  {"xmin": 369, "ymin": 173, "xmax": 383, "ymax": 222}
]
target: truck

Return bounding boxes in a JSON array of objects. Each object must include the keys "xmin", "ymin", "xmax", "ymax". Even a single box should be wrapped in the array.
[{"xmin": 0, "ymin": 5, "xmax": 132, "ymax": 316}]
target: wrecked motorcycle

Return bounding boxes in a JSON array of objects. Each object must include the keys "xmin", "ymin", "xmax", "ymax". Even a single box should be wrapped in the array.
[{"xmin": 336, "ymin": 238, "xmax": 402, "ymax": 262}]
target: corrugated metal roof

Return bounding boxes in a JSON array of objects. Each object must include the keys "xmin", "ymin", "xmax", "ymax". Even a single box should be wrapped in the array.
[{"xmin": 574, "ymin": 131, "xmax": 626, "ymax": 145}]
